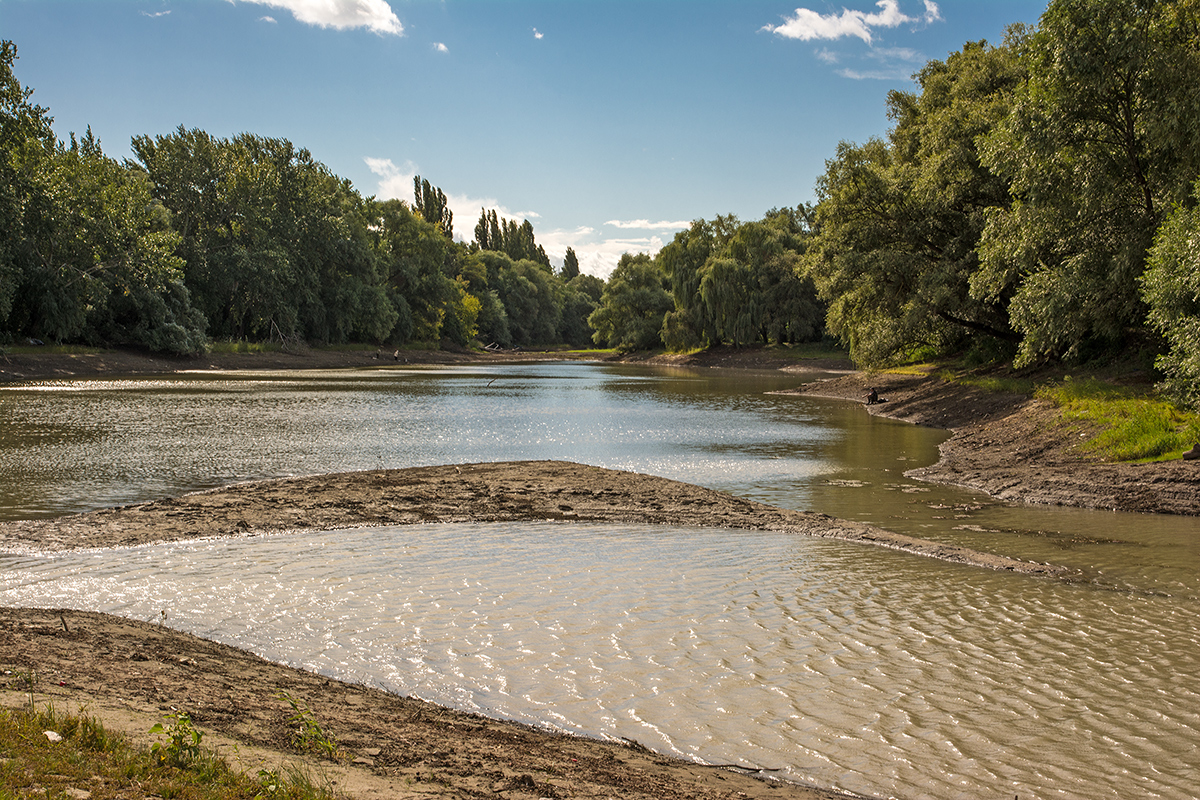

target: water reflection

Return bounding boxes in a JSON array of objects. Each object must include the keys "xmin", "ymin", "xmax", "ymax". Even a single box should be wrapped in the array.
[{"xmin": 1, "ymin": 523, "xmax": 1196, "ymax": 800}]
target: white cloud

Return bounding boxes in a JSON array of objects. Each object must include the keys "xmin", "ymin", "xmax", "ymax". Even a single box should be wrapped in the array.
[
  {"xmin": 538, "ymin": 228, "xmax": 667, "ymax": 280},
  {"xmin": 261, "ymin": 15, "xmax": 277, "ymax": 24},
  {"xmin": 765, "ymin": 0, "xmax": 940, "ymax": 45},
  {"xmin": 605, "ymin": 219, "xmax": 692, "ymax": 231},
  {"xmin": 533, "ymin": 27, "xmax": 544, "ymax": 39},
  {"xmin": 433, "ymin": 42, "xmax": 448, "ymax": 52},
  {"xmin": 238, "ymin": 0, "xmax": 403, "ymax": 35},
  {"xmin": 142, "ymin": 10, "xmax": 171, "ymax": 17}
]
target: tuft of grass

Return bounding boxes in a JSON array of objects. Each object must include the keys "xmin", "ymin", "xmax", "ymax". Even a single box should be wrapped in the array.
[
  {"xmin": 1036, "ymin": 377, "xmax": 1200, "ymax": 462},
  {"xmin": 277, "ymin": 692, "xmax": 341, "ymax": 761},
  {"xmin": 0, "ymin": 704, "xmax": 338, "ymax": 800}
]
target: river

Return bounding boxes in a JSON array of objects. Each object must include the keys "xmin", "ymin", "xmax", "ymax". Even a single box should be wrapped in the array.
[{"xmin": 1, "ymin": 362, "xmax": 1197, "ymax": 799}]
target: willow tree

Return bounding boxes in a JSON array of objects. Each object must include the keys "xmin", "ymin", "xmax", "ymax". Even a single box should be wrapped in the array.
[
  {"xmin": 589, "ymin": 253, "xmax": 672, "ymax": 351},
  {"xmin": 1141, "ymin": 179, "xmax": 1200, "ymax": 409},
  {"xmin": 976, "ymin": 0, "xmax": 1200, "ymax": 364},
  {"xmin": 806, "ymin": 38, "xmax": 1024, "ymax": 365}
]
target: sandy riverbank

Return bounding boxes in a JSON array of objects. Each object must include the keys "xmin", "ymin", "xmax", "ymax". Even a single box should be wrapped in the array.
[
  {"xmin": 2, "ymin": 345, "xmax": 1194, "ymax": 800},
  {"xmin": 789, "ymin": 371, "xmax": 1200, "ymax": 516},
  {"xmin": 3, "ymin": 459, "xmax": 1053, "ymax": 800}
]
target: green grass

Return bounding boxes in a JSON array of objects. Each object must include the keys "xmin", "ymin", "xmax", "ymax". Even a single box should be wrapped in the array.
[
  {"xmin": 767, "ymin": 341, "xmax": 850, "ymax": 361},
  {"xmin": 0, "ymin": 343, "xmax": 103, "ymax": 356},
  {"xmin": 0, "ymin": 704, "xmax": 338, "ymax": 800},
  {"xmin": 1036, "ymin": 377, "xmax": 1200, "ymax": 462},
  {"xmin": 208, "ymin": 340, "xmax": 285, "ymax": 355}
]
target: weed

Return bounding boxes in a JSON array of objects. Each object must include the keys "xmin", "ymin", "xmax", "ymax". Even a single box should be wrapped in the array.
[
  {"xmin": 0, "ymin": 705, "xmax": 338, "ymax": 799},
  {"xmin": 150, "ymin": 712, "xmax": 204, "ymax": 768},
  {"xmin": 12, "ymin": 668, "xmax": 37, "ymax": 713},
  {"xmin": 277, "ymin": 692, "xmax": 340, "ymax": 760}
]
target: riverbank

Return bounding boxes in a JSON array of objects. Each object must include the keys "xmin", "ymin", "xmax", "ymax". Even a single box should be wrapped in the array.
[
  {"xmin": 2, "ymin": 345, "xmax": 1195, "ymax": 799},
  {"xmin": 791, "ymin": 371, "xmax": 1200, "ymax": 516}
]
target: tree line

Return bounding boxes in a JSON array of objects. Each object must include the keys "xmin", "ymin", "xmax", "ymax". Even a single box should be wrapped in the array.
[
  {"xmin": 0, "ymin": 40, "xmax": 602, "ymax": 355},
  {"xmin": 579, "ymin": 0, "xmax": 1200, "ymax": 410},
  {"xmin": 3, "ymin": 0, "xmax": 1199, "ymax": 408}
]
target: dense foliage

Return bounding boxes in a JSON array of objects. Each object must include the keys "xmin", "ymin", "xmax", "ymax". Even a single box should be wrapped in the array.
[
  {"xmin": 0, "ymin": 42, "xmax": 595, "ymax": 354},
  {"xmin": 3, "ymin": 0, "xmax": 1197, "ymax": 411},
  {"xmin": 805, "ymin": 0, "xmax": 1200, "ymax": 411}
]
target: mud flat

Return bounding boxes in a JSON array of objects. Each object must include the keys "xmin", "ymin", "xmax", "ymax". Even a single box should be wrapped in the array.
[{"xmin": 791, "ymin": 372, "xmax": 1200, "ymax": 516}]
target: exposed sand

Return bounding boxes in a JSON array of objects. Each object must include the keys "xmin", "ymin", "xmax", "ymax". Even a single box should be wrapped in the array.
[{"xmin": 3, "ymin": 345, "xmax": 1195, "ymax": 800}]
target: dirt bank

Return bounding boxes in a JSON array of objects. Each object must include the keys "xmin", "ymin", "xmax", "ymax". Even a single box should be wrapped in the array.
[{"xmin": 792, "ymin": 372, "xmax": 1200, "ymax": 516}]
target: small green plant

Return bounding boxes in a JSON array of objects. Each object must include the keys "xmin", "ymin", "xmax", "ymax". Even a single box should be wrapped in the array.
[
  {"xmin": 150, "ymin": 712, "xmax": 204, "ymax": 768},
  {"xmin": 277, "ymin": 692, "xmax": 340, "ymax": 760},
  {"xmin": 13, "ymin": 668, "xmax": 37, "ymax": 713}
]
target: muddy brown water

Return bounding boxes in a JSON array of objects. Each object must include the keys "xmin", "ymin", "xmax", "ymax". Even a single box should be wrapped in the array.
[{"xmin": 1, "ymin": 362, "xmax": 1197, "ymax": 799}]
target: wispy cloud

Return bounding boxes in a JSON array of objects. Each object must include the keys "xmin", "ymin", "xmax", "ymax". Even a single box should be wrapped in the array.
[
  {"xmin": 835, "ymin": 44, "xmax": 928, "ymax": 79},
  {"xmin": 605, "ymin": 219, "xmax": 691, "ymax": 231},
  {"xmin": 142, "ymin": 10, "xmax": 171, "ymax": 18},
  {"xmin": 237, "ymin": 0, "xmax": 403, "ymax": 35},
  {"xmin": 260, "ymin": 16, "xmax": 277, "ymax": 24},
  {"xmin": 764, "ymin": 1, "xmax": 940, "ymax": 45},
  {"xmin": 533, "ymin": 27, "xmax": 544, "ymax": 40},
  {"xmin": 433, "ymin": 42, "xmax": 448, "ymax": 52}
]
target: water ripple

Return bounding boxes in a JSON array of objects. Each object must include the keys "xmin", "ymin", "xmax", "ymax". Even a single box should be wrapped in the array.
[{"xmin": 1, "ymin": 522, "xmax": 1197, "ymax": 800}]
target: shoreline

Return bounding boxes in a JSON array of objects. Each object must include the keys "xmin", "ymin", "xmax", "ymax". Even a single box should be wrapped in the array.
[
  {"xmin": 3, "ymin": 346, "xmax": 1195, "ymax": 800},
  {"xmin": 788, "ymin": 371, "xmax": 1200, "ymax": 516}
]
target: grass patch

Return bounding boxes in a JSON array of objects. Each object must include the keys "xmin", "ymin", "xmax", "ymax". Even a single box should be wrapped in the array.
[
  {"xmin": 768, "ymin": 341, "xmax": 851, "ymax": 361},
  {"xmin": 0, "ymin": 343, "xmax": 104, "ymax": 356},
  {"xmin": 0, "ymin": 704, "xmax": 338, "ymax": 800},
  {"xmin": 208, "ymin": 340, "xmax": 284, "ymax": 355},
  {"xmin": 1036, "ymin": 377, "xmax": 1200, "ymax": 462}
]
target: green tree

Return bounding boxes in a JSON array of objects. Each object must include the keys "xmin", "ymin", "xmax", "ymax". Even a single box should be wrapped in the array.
[
  {"xmin": 806, "ymin": 38, "xmax": 1023, "ymax": 365},
  {"xmin": 589, "ymin": 253, "xmax": 672, "ymax": 350},
  {"xmin": 976, "ymin": 0, "xmax": 1200, "ymax": 364},
  {"xmin": 8, "ymin": 126, "xmax": 205, "ymax": 352},
  {"xmin": 1140, "ymin": 178, "xmax": 1200, "ymax": 409},
  {"xmin": 370, "ymin": 198, "xmax": 454, "ymax": 342},
  {"xmin": 413, "ymin": 175, "xmax": 453, "ymax": 239},
  {"xmin": 561, "ymin": 246, "xmax": 580, "ymax": 281},
  {"xmin": 0, "ymin": 40, "xmax": 54, "ymax": 329},
  {"xmin": 135, "ymin": 128, "xmax": 395, "ymax": 344}
]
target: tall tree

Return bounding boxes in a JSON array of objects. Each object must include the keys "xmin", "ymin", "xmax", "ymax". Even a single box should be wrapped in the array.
[
  {"xmin": 0, "ymin": 40, "xmax": 54, "ymax": 329},
  {"xmin": 413, "ymin": 175, "xmax": 453, "ymax": 239},
  {"xmin": 561, "ymin": 246, "xmax": 580, "ymax": 281},
  {"xmin": 588, "ymin": 253, "xmax": 672, "ymax": 351},
  {"xmin": 805, "ymin": 38, "xmax": 1024, "ymax": 365},
  {"xmin": 976, "ymin": 0, "xmax": 1200, "ymax": 364},
  {"xmin": 1140, "ymin": 178, "xmax": 1200, "ymax": 409}
]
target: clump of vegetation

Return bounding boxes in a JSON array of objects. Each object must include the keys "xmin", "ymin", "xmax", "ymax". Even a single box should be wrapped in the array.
[
  {"xmin": 0, "ymin": 704, "xmax": 338, "ymax": 800},
  {"xmin": 277, "ymin": 692, "xmax": 341, "ymax": 760},
  {"xmin": 1037, "ymin": 377, "xmax": 1200, "ymax": 462}
]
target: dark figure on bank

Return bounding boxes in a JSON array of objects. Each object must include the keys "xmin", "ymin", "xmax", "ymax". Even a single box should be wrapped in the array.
[
  {"xmin": 866, "ymin": 387, "xmax": 879, "ymax": 405},
  {"xmin": 1183, "ymin": 443, "xmax": 1200, "ymax": 461}
]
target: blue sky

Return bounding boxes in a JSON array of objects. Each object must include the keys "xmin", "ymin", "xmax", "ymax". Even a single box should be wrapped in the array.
[{"xmin": 2, "ymin": 0, "xmax": 1049, "ymax": 276}]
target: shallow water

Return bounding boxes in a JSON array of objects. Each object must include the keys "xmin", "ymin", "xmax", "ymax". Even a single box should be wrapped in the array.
[
  {"xmin": 1, "ymin": 523, "xmax": 1197, "ymax": 800},
  {"xmin": 2, "ymin": 362, "xmax": 1198, "ymax": 799}
]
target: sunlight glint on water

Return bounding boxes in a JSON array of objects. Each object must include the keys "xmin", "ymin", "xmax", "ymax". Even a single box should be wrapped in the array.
[{"xmin": 1, "ymin": 523, "xmax": 1197, "ymax": 800}]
